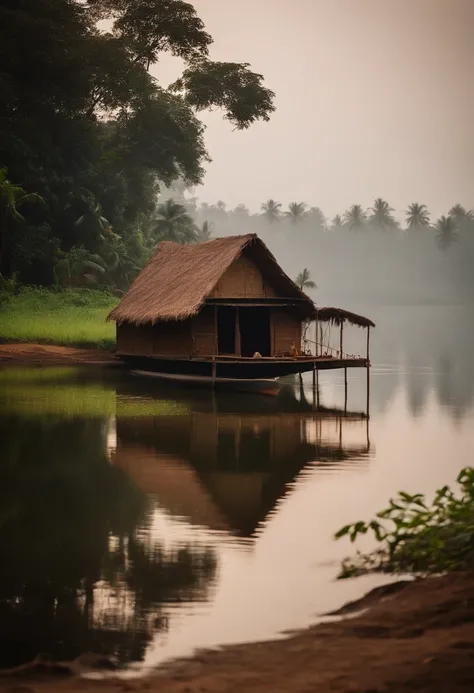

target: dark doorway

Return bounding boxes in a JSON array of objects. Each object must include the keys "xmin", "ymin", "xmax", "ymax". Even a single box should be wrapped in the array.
[
  {"xmin": 217, "ymin": 307, "xmax": 236, "ymax": 354},
  {"xmin": 239, "ymin": 308, "xmax": 271, "ymax": 357}
]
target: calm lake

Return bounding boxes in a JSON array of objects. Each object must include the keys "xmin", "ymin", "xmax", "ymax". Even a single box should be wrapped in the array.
[{"xmin": 0, "ymin": 305, "xmax": 473, "ymax": 673}]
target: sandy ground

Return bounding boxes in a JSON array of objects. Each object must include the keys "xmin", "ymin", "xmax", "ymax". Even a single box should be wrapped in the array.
[
  {"xmin": 0, "ymin": 572, "xmax": 473, "ymax": 693},
  {"xmin": 0, "ymin": 343, "xmax": 116, "ymax": 365}
]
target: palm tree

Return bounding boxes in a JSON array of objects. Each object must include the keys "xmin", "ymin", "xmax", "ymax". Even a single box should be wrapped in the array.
[
  {"xmin": 261, "ymin": 199, "xmax": 282, "ymax": 224},
  {"xmin": 330, "ymin": 214, "xmax": 344, "ymax": 231},
  {"xmin": 0, "ymin": 168, "xmax": 43, "ymax": 272},
  {"xmin": 150, "ymin": 198, "xmax": 197, "ymax": 244},
  {"xmin": 295, "ymin": 268, "xmax": 316, "ymax": 291},
  {"xmin": 405, "ymin": 203, "xmax": 430, "ymax": 230},
  {"xmin": 308, "ymin": 206, "xmax": 327, "ymax": 231},
  {"xmin": 369, "ymin": 198, "xmax": 398, "ymax": 230},
  {"xmin": 54, "ymin": 246, "xmax": 107, "ymax": 288},
  {"xmin": 71, "ymin": 188, "xmax": 111, "ymax": 237},
  {"xmin": 195, "ymin": 220, "xmax": 213, "ymax": 242},
  {"xmin": 435, "ymin": 215, "xmax": 459, "ymax": 251},
  {"xmin": 449, "ymin": 204, "xmax": 474, "ymax": 231},
  {"xmin": 343, "ymin": 204, "xmax": 367, "ymax": 232},
  {"xmin": 286, "ymin": 202, "xmax": 307, "ymax": 224}
]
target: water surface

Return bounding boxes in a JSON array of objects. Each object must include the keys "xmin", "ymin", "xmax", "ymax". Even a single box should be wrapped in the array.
[{"xmin": 0, "ymin": 306, "xmax": 472, "ymax": 672}]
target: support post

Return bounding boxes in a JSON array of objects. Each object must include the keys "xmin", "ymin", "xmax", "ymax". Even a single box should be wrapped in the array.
[
  {"xmin": 214, "ymin": 305, "xmax": 218, "ymax": 356},
  {"xmin": 366, "ymin": 325, "xmax": 371, "ymax": 364},
  {"xmin": 344, "ymin": 367, "xmax": 348, "ymax": 412},
  {"xmin": 212, "ymin": 356, "xmax": 216, "ymax": 386},
  {"xmin": 319, "ymin": 323, "xmax": 323, "ymax": 356},
  {"xmin": 366, "ymin": 363, "xmax": 370, "ymax": 420},
  {"xmin": 316, "ymin": 367, "xmax": 320, "ymax": 408},
  {"xmin": 340, "ymin": 321, "xmax": 344, "ymax": 359},
  {"xmin": 235, "ymin": 307, "xmax": 241, "ymax": 356},
  {"xmin": 312, "ymin": 361, "xmax": 316, "ymax": 391}
]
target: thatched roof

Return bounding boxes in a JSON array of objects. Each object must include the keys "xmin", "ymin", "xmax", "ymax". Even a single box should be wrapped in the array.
[
  {"xmin": 108, "ymin": 234, "xmax": 315, "ymax": 324},
  {"xmin": 313, "ymin": 307, "xmax": 375, "ymax": 328}
]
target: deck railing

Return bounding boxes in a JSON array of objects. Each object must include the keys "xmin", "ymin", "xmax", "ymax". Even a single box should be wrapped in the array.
[{"xmin": 301, "ymin": 337, "xmax": 357, "ymax": 360}]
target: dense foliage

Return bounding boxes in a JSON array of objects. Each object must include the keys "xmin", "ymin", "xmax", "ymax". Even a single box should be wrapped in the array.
[
  {"xmin": 0, "ymin": 0, "xmax": 275, "ymax": 288},
  {"xmin": 335, "ymin": 467, "xmax": 474, "ymax": 578}
]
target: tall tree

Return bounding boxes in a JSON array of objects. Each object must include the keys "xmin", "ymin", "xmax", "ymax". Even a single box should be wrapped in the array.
[
  {"xmin": 194, "ymin": 220, "xmax": 213, "ymax": 242},
  {"xmin": 308, "ymin": 206, "xmax": 327, "ymax": 232},
  {"xmin": 405, "ymin": 203, "xmax": 430, "ymax": 230},
  {"xmin": 368, "ymin": 198, "xmax": 398, "ymax": 230},
  {"xmin": 286, "ymin": 202, "xmax": 307, "ymax": 224},
  {"xmin": 150, "ymin": 199, "xmax": 197, "ymax": 244},
  {"xmin": 0, "ymin": 168, "xmax": 43, "ymax": 275},
  {"xmin": 295, "ymin": 268, "xmax": 316, "ymax": 290},
  {"xmin": 449, "ymin": 204, "xmax": 474, "ymax": 232},
  {"xmin": 330, "ymin": 214, "xmax": 344, "ymax": 231},
  {"xmin": 343, "ymin": 204, "xmax": 367, "ymax": 232},
  {"xmin": 0, "ymin": 0, "xmax": 275, "ymax": 284},
  {"xmin": 261, "ymin": 199, "xmax": 282, "ymax": 224},
  {"xmin": 435, "ymin": 215, "xmax": 459, "ymax": 251}
]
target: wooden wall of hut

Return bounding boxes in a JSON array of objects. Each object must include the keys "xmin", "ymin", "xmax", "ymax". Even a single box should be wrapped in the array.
[
  {"xmin": 190, "ymin": 306, "xmax": 216, "ymax": 356},
  {"xmin": 117, "ymin": 320, "xmax": 193, "ymax": 356},
  {"xmin": 272, "ymin": 309, "xmax": 301, "ymax": 356},
  {"xmin": 210, "ymin": 254, "xmax": 276, "ymax": 298}
]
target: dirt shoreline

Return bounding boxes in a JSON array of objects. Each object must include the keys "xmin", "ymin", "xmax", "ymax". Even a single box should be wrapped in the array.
[
  {"xmin": 0, "ymin": 343, "xmax": 116, "ymax": 365},
  {"xmin": 0, "ymin": 572, "xmax": 473, "ymax": 693}
]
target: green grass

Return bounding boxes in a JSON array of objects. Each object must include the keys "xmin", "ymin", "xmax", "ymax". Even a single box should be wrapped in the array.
[
  {"xmin": 0, "ymin": 367, "xmax": 189, "ymax": 418},
  {"xmin": 0, "ymin": 287, "xmax": 117, "ymax": 348}
]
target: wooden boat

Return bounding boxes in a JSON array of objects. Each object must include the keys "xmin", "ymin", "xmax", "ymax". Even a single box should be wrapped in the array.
[{"xmin": 131, "ymin": 370, "xmax": 281, "ymax": 396}]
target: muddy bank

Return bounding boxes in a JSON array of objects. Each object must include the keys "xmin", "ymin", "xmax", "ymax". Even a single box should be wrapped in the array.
[
  {"xmin": 1, "ymin": 572, "xmax": 473, "ymax": 693},
  {"xmin": 0, "ymin": 343, "xmax": 116, "ymax": 366}
]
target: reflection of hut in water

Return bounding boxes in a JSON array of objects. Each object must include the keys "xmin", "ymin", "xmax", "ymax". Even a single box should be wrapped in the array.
[{"xmin": 113, "ymin": 402, "xmax": 371, "ymax": 537}]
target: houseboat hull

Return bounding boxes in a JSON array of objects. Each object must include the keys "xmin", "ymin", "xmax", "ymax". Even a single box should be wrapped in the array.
[
  {"xmin": 131, "ymin": 370, "xmax": 281, "ymax": 395},
  {"xmin": 119, "ymin": 353, "xmax": 369, "ymax": 380}
]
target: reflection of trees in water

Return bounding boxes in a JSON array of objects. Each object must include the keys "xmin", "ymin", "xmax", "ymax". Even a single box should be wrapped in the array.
[{"xmin": 0, "ymin": 416, "xmax": 217, "ymax": 669}]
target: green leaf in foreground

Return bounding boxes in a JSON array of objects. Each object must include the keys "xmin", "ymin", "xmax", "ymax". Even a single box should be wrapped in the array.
[{"xmin": 335, "ymin": 467, "xmax": 474, "ymax": 578}]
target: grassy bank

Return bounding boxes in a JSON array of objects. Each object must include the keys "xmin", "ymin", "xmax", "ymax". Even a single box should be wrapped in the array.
[{"xmin": 0, "ymin": 288, "xmax": 117, "ymax": 348}]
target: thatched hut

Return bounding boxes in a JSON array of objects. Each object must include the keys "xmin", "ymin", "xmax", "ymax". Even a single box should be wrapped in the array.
[{"xmin": 108, "ymin": 234, "xmax": 374, "ymax": 380}]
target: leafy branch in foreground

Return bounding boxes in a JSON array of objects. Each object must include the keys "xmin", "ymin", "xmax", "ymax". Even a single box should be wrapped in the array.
[{"xmin": 335, "ymin": 467, "xmax": 474, "ymax": 578}]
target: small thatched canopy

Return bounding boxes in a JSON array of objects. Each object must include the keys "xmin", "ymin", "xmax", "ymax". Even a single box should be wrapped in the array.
[
  {"xmin": 313, "ymin": 307, "xmax": 375, "ymax": 328},
  {"xmin": 108, "ymin": 234, "xmax": 315, "ymax": 325}
]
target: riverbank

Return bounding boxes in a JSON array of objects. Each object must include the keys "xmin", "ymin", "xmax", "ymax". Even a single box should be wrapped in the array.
[
  {"xmin": 1, "ymin": 571, "xmax": 473, "ymax": 693},
  {"xmin": 0, "ymin": 288, "xmax": 116, "ymax": 348},
  {"xmin": 0, "ymin": 343, "xmax": 116, "ymax": 365}
]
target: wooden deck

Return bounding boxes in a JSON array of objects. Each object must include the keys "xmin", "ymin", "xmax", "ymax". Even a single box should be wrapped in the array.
[{"xmin": 119, "ymin": 353, "xmax": 369, "ymax": 380}]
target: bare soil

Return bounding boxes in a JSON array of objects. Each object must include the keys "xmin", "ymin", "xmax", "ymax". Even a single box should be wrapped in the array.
[
  {"xmin": 0, "ymin": 343, "xmax": 116, "ymax": 365},
  {"xmin": 1, "ymin": 572, "xmax": 473, "ymax": 693}
]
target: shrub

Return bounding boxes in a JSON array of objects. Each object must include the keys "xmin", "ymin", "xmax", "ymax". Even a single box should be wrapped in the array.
[{"xmin": 335, "ymin": 467, "xmax": 474, "ymax": 578}]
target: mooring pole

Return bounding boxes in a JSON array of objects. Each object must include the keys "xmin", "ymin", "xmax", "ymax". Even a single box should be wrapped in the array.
[
  {"xmin": 340, "ymin": 321, "xmax": 344, "ymax": 359},
  {"xmin": 366, "ymin": 325, "xmax": 371, "ymax": 420},
  {"xmin": 366, "ymin": 363, "xmax": 370, "ymax": 419},
  {"xmin": 344, "ymin": 367, "xmax": 348, "ymax": 412}
]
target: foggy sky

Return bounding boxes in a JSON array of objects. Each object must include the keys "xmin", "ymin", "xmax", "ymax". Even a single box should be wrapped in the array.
[{"xmin": 153, "ymin": 0, "xmax": 474, "ymax": 218}]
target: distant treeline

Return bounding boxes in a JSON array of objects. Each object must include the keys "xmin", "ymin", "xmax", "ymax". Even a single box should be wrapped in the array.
[{"xmin": 184, "ymin": 197, "xmax": 474, "ymax": 305}]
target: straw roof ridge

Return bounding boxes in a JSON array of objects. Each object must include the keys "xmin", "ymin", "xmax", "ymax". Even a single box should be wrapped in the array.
[
  {"xmin": 313, "ymin": 307, "xmax": 375, "ymax": 328},
  {"xmin": 108, "ymin": 233, "xmax": 314, "ymax": 325}
]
